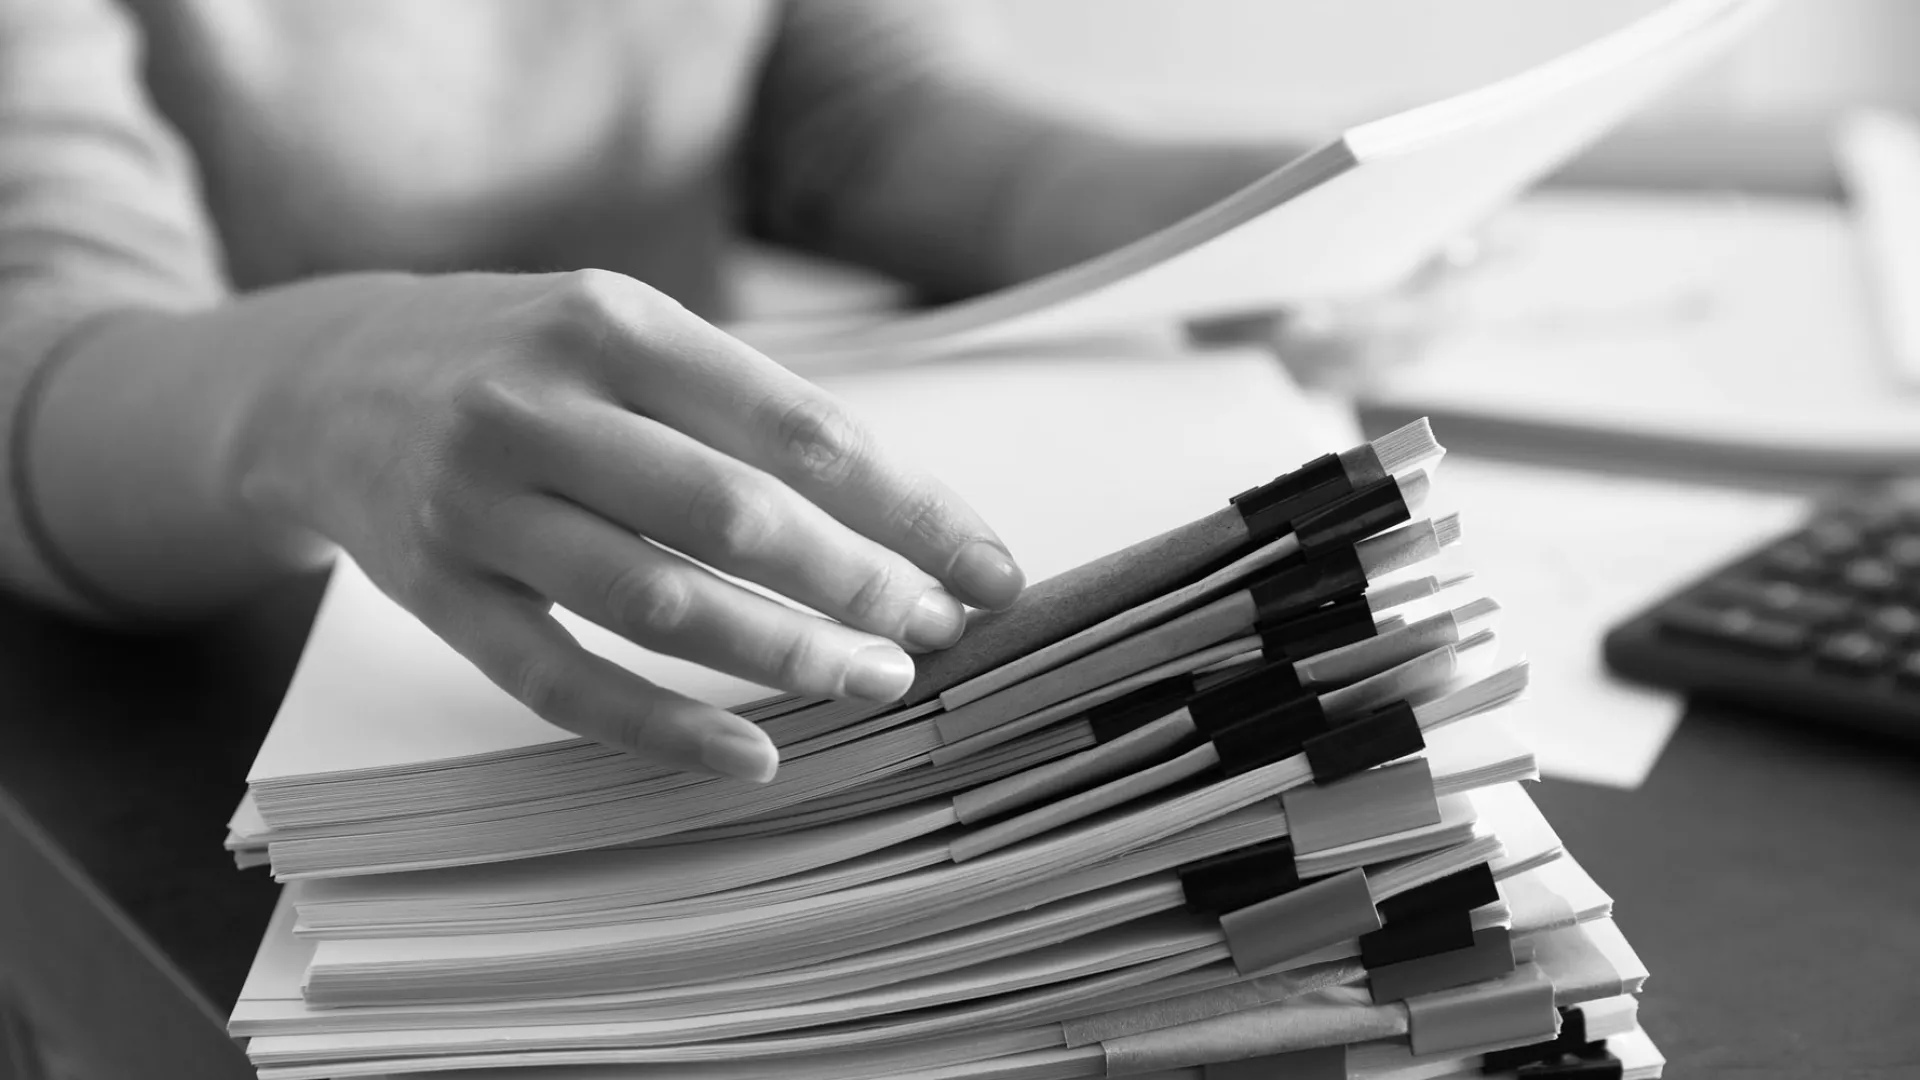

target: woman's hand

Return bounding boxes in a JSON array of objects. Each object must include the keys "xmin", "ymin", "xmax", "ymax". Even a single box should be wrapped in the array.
[{"xmin": 228, "ymin": 269, "xmax": 1025, "ymax": 782}]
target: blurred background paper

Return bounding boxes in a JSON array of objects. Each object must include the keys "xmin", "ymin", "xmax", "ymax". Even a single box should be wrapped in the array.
[
  {"xmin": 1419, "ymin": 457, "xmax": 1806, "ymax": 788},
  {"xmin": 970, "ymin": 0, "xmax": 1920, "ymax": 140},
  {"xmin": 1355, "ymin": 190, "xmax": 1920, "ymax": 476}
]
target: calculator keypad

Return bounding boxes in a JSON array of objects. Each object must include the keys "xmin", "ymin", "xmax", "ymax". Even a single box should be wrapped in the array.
[{"xmin": 1638, "ymin": 483, "xmax": 1920, "ymax": 721}]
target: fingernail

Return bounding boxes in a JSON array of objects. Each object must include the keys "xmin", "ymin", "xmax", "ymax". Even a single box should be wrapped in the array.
[
  {"xmin": 844, "ymin": 644, "xmax": 915, "ymax": 702},
  {"xmin": 950, "ymin": 541, "xmax": 1025, "ymax": 610},
  {"xmin": 904, "ymin": 589, "xmax": 965, "ymax": 650},
  {"xmin": 699, "ymin": 728, "xmax": 778, "ymax": 783}
]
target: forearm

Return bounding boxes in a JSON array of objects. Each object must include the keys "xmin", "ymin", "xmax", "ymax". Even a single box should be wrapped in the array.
[
  {"xmin": 746, "ymin": 0, "xmax": 1292, "ymax": 298},
  {"xmin": 15, "ymin": 281, "xmax": 396, "ymax": 618},
  {"xmin": 985, "ymin": 120, "xmax": 1301, "ymax": 289},
  {"xmin": 747, "ymin": 23, "xmax": 1299, "ymax": 300}
]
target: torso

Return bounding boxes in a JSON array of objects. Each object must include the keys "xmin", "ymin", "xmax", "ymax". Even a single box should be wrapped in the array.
[{"xmin": 120, "ymin": 0, "xmax": 777, "ymax": 314}]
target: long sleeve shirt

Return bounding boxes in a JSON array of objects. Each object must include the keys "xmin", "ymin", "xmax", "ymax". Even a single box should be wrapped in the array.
[{"xmin": 0, "ymin": 0, "xmax": 1081, "ymax": 612}]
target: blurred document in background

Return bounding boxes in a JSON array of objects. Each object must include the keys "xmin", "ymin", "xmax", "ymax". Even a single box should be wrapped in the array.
[
  {"xmin": 1359, "ymin": 189, "xmax": 1920, "ymax": 476},
  {"xmin": 1425, "ymin": 456, "xmax": 1806, "ymax": 788}
]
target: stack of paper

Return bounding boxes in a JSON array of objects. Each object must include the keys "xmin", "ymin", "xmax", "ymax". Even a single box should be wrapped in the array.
[{"xmin": 226, "ymin": 398, "xmax": 1666, "ymax": 1080}]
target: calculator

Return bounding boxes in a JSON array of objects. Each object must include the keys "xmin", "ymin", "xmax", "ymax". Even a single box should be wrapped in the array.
[{"xmin": 1603, "ymin": 479, "xmax": 1920, "ymax": 742}]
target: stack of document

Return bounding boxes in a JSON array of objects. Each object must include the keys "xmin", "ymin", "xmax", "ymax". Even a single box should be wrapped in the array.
[
  {"xmin": 226, "ymin": 405, "xmax": 1666, "ymax": 1080},
  {"xmin": 220, "ymin": 2, "xmax": 1776, "ymax": 1072}
]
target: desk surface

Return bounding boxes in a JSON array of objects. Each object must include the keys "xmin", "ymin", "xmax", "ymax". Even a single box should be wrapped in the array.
[{"xmin": 0, "ymin": 574, "xmax": 1917, "ymax": 1078}]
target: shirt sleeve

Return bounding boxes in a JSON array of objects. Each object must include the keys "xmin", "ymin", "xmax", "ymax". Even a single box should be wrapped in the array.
[
  {"xmin": 0, "ymin": 0, "xmax": 227, "ymax": 613},
  {"xmin": 740, "ymin": 0, "xmax": 1063, "ymax": 300}
]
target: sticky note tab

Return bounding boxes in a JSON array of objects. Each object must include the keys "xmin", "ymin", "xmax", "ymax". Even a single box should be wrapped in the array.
[
  {"xmin": 1407, "ymin": 963, "xmax": 1558, "ymax": 1057},
  {"xmin": 1283, "ymin": 758, "xmax": 1441, "ymax": 855},
  {"xmin": 1221, "ymin": 867, "xmax": 1381, "ymax": 974}
]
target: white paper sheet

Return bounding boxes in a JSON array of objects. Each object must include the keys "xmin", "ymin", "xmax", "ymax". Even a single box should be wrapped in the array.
[
  {"xmin": 1413, "ymin": 455, "xmax": 1806, "ymax": 789},
  {"xmin": 1359, "ymin": 190, "xmax": 1920, "ymax": 471}
]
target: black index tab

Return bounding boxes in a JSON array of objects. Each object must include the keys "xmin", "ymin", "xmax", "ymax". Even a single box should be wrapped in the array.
[
  {"xmin": 1302, "ymin": 700, "xmax": 1426, "ymax": 783},
  {"xmin": 1087, "ymin": 675, "xmax": 1199, "ymax": 744},
  {"xmin": 1187, "ymin": 662, "xmax": 1304, "ymax": 738},
  {"xmin": 1293, "ymin": 475, "xmax": 1416, "ymax": 560},
  {"xmin": 1212, "ymin": 695, "xmax": 1331, "ymax": 776},
  {"xmin": 1248, "ymin": 548, "xmax": 1368, "ymax": 628},
  {"xmin": 1359, "ymin": 906, "xmax": 1475, "ymax": 968},
  {"xmin": 1258, "ymin": 594, "xmax": 1378, "ymax": 661},
  {"xmin": 1177, "ymin": 836, "xmax": 1301, "ymax": 915},
  {"xmin": 1378, "ymin": 862, "xmax": 1499, "ymax": 924},
  {"xmin": 1231, "ymin": 454, "xmax": 1355, "ymax": 545}
]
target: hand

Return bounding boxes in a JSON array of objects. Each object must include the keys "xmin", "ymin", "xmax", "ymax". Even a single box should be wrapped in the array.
[{"xmin": 228, "ymin": 269, "xmax": 1025, "ymax": 781}]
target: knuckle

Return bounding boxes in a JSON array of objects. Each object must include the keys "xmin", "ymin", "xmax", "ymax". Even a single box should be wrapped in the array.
[
  {"xmin": 770, "ymin": 396, "xmax": 868, "ymax": 489},
  {"xmin": 843, "ymin": 559, "xmax": 900, "ymax": 626},
  {"xmin": 447, "ymin": 368, "xmax": 545, "ymax": 447},
  {"xmin": 441, "ymin": 370, "xmax": 577, "ymax": 483},
  {"xmin": 403, "ymin": 462, "xmax": 520, "ymax": 564},
  {"xmin": 768, "ymin": 628, "xmax": 825, "ymax": 690},
  {"xmin": 388, "ymin": 563, "xmax": 461, "ymax": 628},
  {"xmin": 406, "ymin": 476, "xmax": 483, "ymax": 558},
  {"xmin": 533, "ymin": 267, "xmax": 683, "ymax": 378},
  {"xmin": 687, "ymin": 475, "xmax": 782, "ymax": 564},
  {"xmin": 554, "ymin": 267, "xmax": 640, "ymax": 319},
  {"xmin": 605, "ymin": 710, "xmax": 662, "ymax": 758},
  {"xmin": 535, "ymin": 270, "xmax": 627, "ymax": 358},
  {"xmin": 507, "ymin": 655, "xmax": 574, "ymax": 721},
  {"xmin": 889, "ymin": 484, "xmax": 956, "ymax": 552},
  {"xmin": 603, "ymin": 562, "xmax": 693, "ymax": 639},
  {"xmin": 406, "ymin": 492, "xmax": 461, "ymax": 557},
  {"xmin": 541, "ymin": 269, "xmax": 669, "ymax": 355}
]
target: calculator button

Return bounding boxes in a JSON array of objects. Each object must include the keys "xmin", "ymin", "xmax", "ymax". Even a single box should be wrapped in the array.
[
  {"xmin": 1852, "ymin": 500, "xmax": 1907, "ymax": 533},
  {"xmin": 1869, "ymin": 604, "xmax": 1920, "ymax": 639},
  {"xmin": 1702, "ymin": 578, "xmax": 1850, "ymax": 624},
  {"xmin": 1813, "ymin": 630, "xmax": 1891, "ymax": 673},
  {"xmin": 1762, "ymin": 540, "xmax": 1826, "ymax": 578},
  {"xmin": 1807, "ymin": 521, "xmax": 1868, "ymax": 557},
  {"xmin": 1660, "ymin": 602, "xmax": 1808, "ymax": 654},
  {"xmin": 1887, "ymin": 478, "xmax": 1920, "ymax": 506},
  {"xmin": 1886, "ymin": 535, "xmax": 1920, "ymax": 570},
  {"xmin": 1897, "ymin": 651, "xmax": 1920, "ymax": 685},
  {"xmin": 1842, "ymin": 557, "xmax": 1901, "ymax": 595}
]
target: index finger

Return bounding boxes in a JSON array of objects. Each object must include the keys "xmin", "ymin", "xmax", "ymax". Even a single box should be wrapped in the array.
[{"xmin": 574, "ymin": 273, "xmax": 1027, "ymax": 610}]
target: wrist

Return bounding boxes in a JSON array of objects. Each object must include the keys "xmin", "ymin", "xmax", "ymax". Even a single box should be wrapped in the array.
[
  {"xmin": 222, "ymin": 272, "xmax": 422, "ymax": 562},
  {"xmin": 26, "ymin": 284, "xmax": 381, "ymax": 612}
]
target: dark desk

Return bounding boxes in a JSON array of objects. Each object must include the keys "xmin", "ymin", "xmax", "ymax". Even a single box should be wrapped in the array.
[
  {"xmin": 0, "ymin": 578, "xmax": 1916, "ymax": 1079},
  {"xmin": 0, "ymin": 576, "xmax": 321, "ymax": 1079},
  {"xmin": 1531, "ymin": 707, "xmax": 1920, "ymax": 1077}
]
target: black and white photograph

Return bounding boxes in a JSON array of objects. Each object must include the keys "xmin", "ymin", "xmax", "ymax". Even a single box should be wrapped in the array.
[{"xmin": 0, "ymin": 3, "xmax": 1912, "ymax": 1078}]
